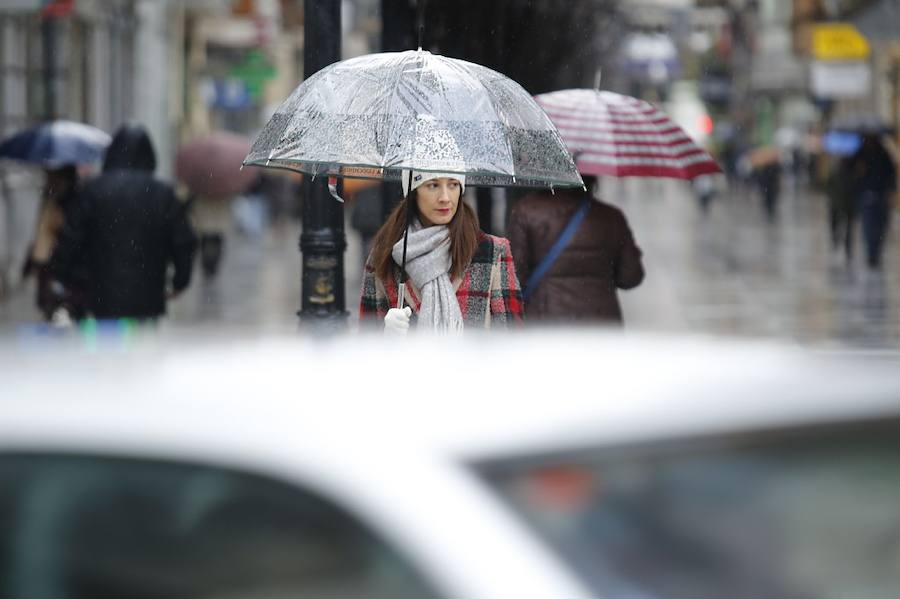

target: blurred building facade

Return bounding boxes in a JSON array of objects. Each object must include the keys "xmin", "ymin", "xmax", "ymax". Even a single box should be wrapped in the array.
[
  {"xmin": 0, "ymin": 0, "xmax": 289, "ymax": 294},
  {"xmin": 618, "ymin": 0, "xmax": 691, "ymax": 101},
  {"xmin": 695, "ymin": 0, "xmax": 899, "ymax": 153},
  {"xmin": 0, "ymin": 1, "xmax": 175, "ymax": 170},
  {"xmin": 0, "ymin": 0, "xmax": 323, "ymax": 173},
  {"xmin": 0, "ymin": 0, "xmax": 386, "ymax": 297}
]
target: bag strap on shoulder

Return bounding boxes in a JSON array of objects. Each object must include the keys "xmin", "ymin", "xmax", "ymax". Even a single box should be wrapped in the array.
[{"xmin": 523, "ymin": 197, "xmax": 592, "ymax": 301}]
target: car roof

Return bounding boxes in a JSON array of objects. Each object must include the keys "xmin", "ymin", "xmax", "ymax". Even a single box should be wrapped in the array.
[{"xmin": 4, "ymin": 329, "xmax": 900, "ymax": 461}]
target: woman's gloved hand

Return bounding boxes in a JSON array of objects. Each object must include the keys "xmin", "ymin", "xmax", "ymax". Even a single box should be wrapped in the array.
[{"xmin": 384, "ymin": 306, "xmax": 412, "ymax": 336}]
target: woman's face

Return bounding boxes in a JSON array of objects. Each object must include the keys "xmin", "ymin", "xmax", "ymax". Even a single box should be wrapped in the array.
[{"xmin": 415, "ymin": 177, "xmax": 461, "ymax": 227}]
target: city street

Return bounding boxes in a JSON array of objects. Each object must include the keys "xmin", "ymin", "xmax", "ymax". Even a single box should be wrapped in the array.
[
  {"xmin": 2, "ymin": 2, "xmax": 900, "ymax": 598},
  {"xmin": 3, "ymin": 178, "xmax": 899, "ymax": 348}
]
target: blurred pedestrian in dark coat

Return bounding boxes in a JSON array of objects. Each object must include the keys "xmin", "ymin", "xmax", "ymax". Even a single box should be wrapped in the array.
[
  {"xmin": 825, "ymin": 156, "xmax": 856, "ymax": 263},
  {"xmin": 50, "ymin": 124, "xmax": 196, "ymax": 320},
  {"xmin": 755, "ymin": 161, "xmax": 781, "ymax": 221},
  {"xmin": 507, "ymin": 176, "xmax": 644, "ymax": 325},
  {"xmin": 21, "ymin": 165, "xmax": 86, "ymax": 320},
  {"xmin": 850, "ymin": 135, "xmax": 897, "ymax": 269}
]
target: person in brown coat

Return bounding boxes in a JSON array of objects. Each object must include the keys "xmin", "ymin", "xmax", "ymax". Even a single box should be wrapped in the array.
[{"xmin": 507, "ymin": 176, "xmax": 644, "ymax": 324}]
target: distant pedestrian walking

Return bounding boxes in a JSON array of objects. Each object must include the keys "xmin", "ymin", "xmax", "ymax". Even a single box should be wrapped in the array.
[
  {"xmin": 755, "ymin": 162, "xmax": 782, "ymax": 221},
  {"xmin": 693, "ymin": 173, "xmax": 716, "ymax": 214},
  {"xmin": 849, "ymin": 134, "xmax": 897, "ymax": 269},
  {"xmin": 507, "ymin": 176, "xmax": 644, "ymax": 325},
  {"xmin": 50, "ymin": 124, "xmax": 197, "ymax": 321},
  {"xmin": 21, "ymin": 165, "xmax": 86, "ymax": 320},
  {"xmin": 192, "ymin": 194, "xmax": 231, "ymax": 278},
  {"xmin": 825, "ymin": 156, "xmax": 856, "ymax": 263}
]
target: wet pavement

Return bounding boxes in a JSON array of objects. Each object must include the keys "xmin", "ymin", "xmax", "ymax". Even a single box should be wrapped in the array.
[
  {"xmin": 611, "ymin": 176, "xmax": 900, "ymax": 348},
  {"xmin": 2, "ymin": 178, "xmax": 899, "ymax": 348}
]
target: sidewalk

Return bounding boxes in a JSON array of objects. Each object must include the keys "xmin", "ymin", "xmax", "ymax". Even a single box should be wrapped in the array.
[
  {"xmin": 3, "ymin": 178, "xmax": 900, "ymax": 348},
  {"xmin": 610, "ymin": 176, "xmax": 900, "ymax": 348}
]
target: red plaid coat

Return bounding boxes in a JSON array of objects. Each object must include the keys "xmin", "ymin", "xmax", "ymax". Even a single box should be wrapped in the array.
[{"xmin": 360, "ymin": 232, "xmax": 524, "ymax": 329}]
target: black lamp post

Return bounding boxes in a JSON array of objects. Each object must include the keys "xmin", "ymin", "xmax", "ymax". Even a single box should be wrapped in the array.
[
  {"xmin": 298, "ymin": 0, "xmax": 346, "ymax": 328},
  {"xmin": 377, "ymin": 0, "xmax": 416, "ymax": 221},
  {"xmin": 41, "ymin": 14, "xmax": 58, "ymax": 119}
]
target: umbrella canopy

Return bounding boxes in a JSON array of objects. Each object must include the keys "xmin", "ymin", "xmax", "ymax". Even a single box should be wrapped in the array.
[
  {"xmin": 243, "ymin": 50, "xmax": 582, "ymax": 189},
  {"xmin": 830, "ymin": 114, "xmax": 894, "ymax": 135},
  {"xmin": 533, "ymin": 89, "xmax": 721, "ymax": 180},
  {"xmin": 176, "ymin": 132, "xmax": 260, "ymax": 198},
  {"xmin": 0, "ymin": 120, "xmax": 110, "ymax": 167},
  {"xmin": 746, "ymin": 145, "xmax": 781, "ymax": 169},
  {"xmin": 822, "ymin": 131, "xmax": 862, "ymax": 157}
]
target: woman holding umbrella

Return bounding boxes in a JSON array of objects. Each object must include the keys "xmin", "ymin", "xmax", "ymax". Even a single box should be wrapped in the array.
[
  {"xmin": 243, "ymin": 49, "xmax": 584, "ymax": 331},
  {"xmin": 360, "ymin": 170, "xmax": 523, "ymax": 334},
  {"xmin": 1, "ymin": 120, "xmax": 110, "ymax": 321},
  {"xmin": 21, "ymin": 164, "xmax": 86, "ymax": 321}
]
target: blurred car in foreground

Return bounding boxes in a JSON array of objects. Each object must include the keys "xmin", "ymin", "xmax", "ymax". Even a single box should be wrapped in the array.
[{"xmin": 2, "ymin": 330, "xmax": 900, "ymax": 599}]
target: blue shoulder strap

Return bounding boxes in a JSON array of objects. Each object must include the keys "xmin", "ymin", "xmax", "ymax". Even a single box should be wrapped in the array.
[{"xmin": 523, "ymin": 197, "xmax": 592, "ymax": 301}]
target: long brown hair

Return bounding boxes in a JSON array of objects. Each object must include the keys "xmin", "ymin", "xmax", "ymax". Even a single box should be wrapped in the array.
[{"xmin": 370, "ymin": 194, "xmax": 480, "ymax": 282}]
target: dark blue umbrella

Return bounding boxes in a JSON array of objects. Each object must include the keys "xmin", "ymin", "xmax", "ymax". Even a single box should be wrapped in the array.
[
  {"xmin": 0, "ymin": 120, "xmax": 110, "ymax": 167},
  {"xmin": 822, "ymin": 131, "xmax": 862, "ymax": 156}
]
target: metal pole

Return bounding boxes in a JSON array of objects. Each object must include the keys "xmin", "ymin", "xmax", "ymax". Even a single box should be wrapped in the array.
[
  {"xmin": 891, "ymin": 45, "xmax": 900, "ymax": 173},
  {"xmin": 41, "ymin": 15, "xmax": 57, "ymax": 119},
  {"xmin": 298, "ymin": 0, "xmax": 346, "ymax": 329},
  {"xmin": 381, "ymin": 0, "xmax": 415, "ymax": 53},
  {"xmin": 376, "ymin": 0, "xmax": 416, "ymax": 274},
  {"xmin": 476, "ymin": 187, "xmax": 493, "ymax": 234}
]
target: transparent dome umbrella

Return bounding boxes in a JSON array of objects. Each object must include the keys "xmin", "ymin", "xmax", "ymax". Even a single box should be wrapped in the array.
[
  {"xmin": 244, "ymin": 49, "xmax": 583, "ymax": 307},
  {"xmin": 244, "ymin": 50, "xmax": 581, "ymax": 188}
]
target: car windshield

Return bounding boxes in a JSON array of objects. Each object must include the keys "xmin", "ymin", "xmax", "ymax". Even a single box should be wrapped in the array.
[
  {"xmin": 477, "ymin": 419, "xmax": 900, "ymax": 599},
  {"xmin": 0, "ymin": 454, "xmax": 443, "ymax": 599}
]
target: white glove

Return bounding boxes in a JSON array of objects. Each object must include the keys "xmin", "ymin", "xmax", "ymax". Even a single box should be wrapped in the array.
[{"xmin": 384, "ymin": 306, "xmax": 412, "ymax": 336}]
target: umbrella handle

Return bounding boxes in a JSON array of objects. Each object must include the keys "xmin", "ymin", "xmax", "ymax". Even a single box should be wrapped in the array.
[
  {"xmin": 397, "ymin": 170, "xmax": 414, "ymax": 310},
  {"xmin": 327, "ymin": 176, "xmax": 344, "ymax": 202}
]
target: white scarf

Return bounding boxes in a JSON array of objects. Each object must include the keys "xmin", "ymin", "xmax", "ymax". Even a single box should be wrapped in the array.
[{"xmin": 392, "ymin": 219, "xmax": 464, "ymax": 334}]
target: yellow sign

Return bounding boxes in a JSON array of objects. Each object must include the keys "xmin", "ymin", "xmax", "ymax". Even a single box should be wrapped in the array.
[{"xmin": 812, "ymin": 23, "xmax": 870, "ymax": 60}]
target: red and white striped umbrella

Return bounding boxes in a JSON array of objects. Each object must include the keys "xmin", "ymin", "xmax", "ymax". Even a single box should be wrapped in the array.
[{"xmin": 535, "ymin": 89, "xmax": 721, "ymax": 180}]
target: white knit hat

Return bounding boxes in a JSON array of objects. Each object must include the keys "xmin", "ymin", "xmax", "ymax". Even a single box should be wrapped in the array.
[{"xmin": 401, "ymin": 170, "xmax": 466, "ymax": 197}]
